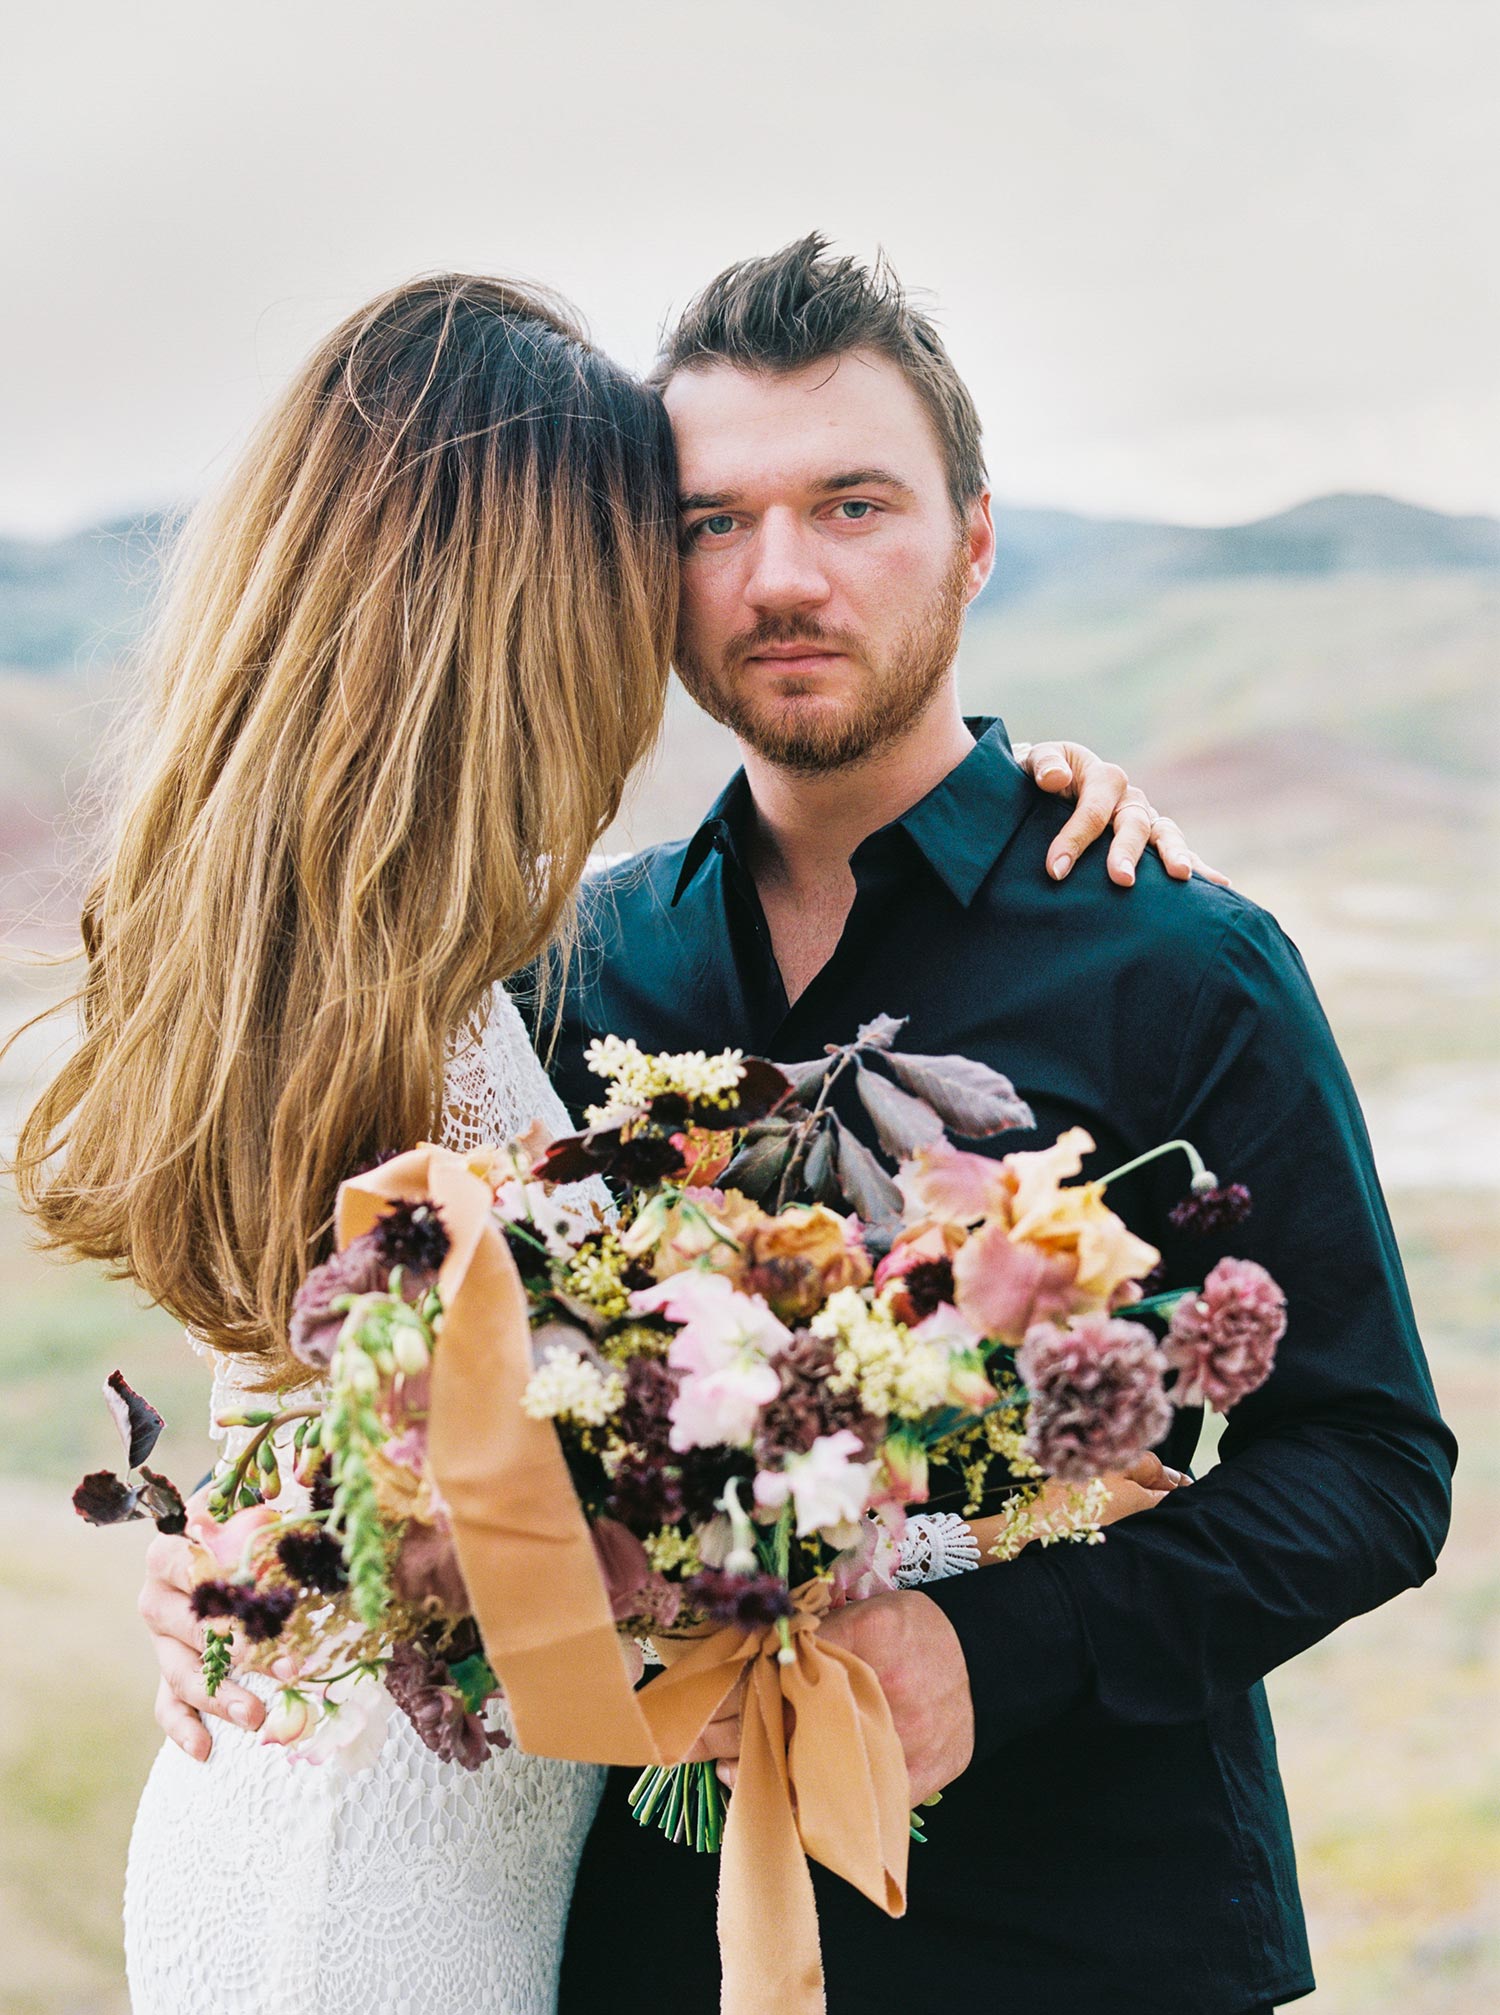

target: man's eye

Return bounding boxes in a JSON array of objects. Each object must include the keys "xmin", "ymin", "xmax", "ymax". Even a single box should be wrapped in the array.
[
  {"xmin": 834, "ymin": 500, "xmax": 875, "ymax": 520},
  {"xmin": 695, "ymin": 514, "xmax": 736, "ymax": 538}
]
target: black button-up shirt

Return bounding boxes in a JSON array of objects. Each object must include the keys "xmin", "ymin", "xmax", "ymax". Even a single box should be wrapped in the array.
[{"xmin": 548, "ymin": 720, "xmax": 1454, "ymax": 2015}]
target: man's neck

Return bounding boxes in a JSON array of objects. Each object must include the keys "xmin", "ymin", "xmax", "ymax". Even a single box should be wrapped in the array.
[{"xmin": 741, "ymin": 691, "xmax": 976, "ymax": 893}]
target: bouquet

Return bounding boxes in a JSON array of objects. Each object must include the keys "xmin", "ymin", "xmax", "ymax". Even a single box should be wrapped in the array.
[
  {"xmin": 77, "ymin": 1017, "xmax": 1283, "ymax": 1793},
  {"xmin": 76, "ymin": 1019, "xmax": 1285, "ymax": 2006}
]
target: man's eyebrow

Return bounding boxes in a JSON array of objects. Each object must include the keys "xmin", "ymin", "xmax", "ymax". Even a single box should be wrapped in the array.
[
  {"xmin": 822, "ymin": 467, "xmax": 917, "ymax": 498},
  {"xmin": 677, "ymin": 469, "xmax": 916, "ymax": 513}
]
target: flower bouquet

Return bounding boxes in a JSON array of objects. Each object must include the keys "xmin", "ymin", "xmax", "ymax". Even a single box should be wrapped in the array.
[{"xmin": 75, "ymin": 1019, "xmax": 1285, "ymax": 2008}]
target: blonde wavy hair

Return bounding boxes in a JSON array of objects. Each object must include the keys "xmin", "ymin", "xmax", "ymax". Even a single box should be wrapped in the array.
[{"xmin": 11, "ymin": 273, "xmax": 677, "ymax": 1379}]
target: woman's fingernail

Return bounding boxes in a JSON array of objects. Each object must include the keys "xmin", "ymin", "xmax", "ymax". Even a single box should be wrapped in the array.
[
  {"xmin": 1049, "ymin": 853, "xmax": 1072, "ymax": 880},
  {"xmin": 230, "ymin": 1700, "xmax": 261, "ymax": 1728}
]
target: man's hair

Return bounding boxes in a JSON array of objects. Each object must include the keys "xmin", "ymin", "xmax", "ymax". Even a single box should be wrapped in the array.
[{"xmin": 651, "ymin": 232, "xmax": 986, "ymax": 512}]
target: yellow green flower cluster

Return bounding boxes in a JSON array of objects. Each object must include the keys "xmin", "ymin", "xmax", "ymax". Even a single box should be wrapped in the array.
[
  {"xmin": 583, "ymin": 1035, "xmax": 746, "ymax": 1126},
  {"xmin": 812, "ymin": 1287, "xmax": 953, "ymax": 1420}
]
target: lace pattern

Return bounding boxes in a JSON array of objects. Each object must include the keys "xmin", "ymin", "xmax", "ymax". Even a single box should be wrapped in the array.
[
  {"xmin": 126, "ymin": 985, "xmax": 606, "ymax": 2014},
  {"xmin": 894, "ymin": 1510, "xmax": 982, "ymax": 1587}
]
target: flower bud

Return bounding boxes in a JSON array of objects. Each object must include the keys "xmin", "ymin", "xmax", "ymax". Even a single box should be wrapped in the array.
[{"xmin": 392, "ymin": 1327, "xmax": 430, "ymax": 1377}]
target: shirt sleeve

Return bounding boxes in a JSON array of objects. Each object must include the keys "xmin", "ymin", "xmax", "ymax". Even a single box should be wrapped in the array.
[{"xmin": 925, "ymin": 899, "xmax": 1457, "ymax": 1764}]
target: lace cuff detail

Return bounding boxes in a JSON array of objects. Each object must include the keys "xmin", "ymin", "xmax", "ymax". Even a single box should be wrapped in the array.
[{"xmin": 894, "ymin": 1511, "xmax": 982, "ymax": 1588}]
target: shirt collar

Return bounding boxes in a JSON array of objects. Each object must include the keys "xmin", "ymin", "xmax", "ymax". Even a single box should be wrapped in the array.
[{"xmin": 670, "ymin": 718, "xmax": 1031, "ymax": 910}]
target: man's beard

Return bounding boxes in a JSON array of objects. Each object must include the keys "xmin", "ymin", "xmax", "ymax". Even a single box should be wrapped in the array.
[{"xmin": 674, "ymin": 546, "xmax": 970, "ymax": 775}]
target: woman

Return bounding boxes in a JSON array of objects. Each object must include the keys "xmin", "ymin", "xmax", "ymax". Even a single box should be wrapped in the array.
[{"xmin": 13, "ymin": 273, "xmax": 1200, "ymax": 2013}]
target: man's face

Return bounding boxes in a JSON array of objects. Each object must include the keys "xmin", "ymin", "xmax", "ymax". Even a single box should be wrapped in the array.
[{"xmin": 664, "ymin": 350, "xmax": 994, "ymax": 773}]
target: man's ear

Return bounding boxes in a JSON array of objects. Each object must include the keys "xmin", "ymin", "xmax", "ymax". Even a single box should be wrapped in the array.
[{"xmin": 963, "ymin": 491, "xmax": 996, "ymax": 603}]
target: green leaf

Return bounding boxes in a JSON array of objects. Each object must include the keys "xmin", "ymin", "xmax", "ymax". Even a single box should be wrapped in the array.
[
  {"xmin": 883, "ymin": 1052, "xmax": 1035, "ymax": 1137},
  {"xmin": 855, "ymin": 1065, "xmax": 945, "ymax": 1159},
  {"xmin": 448, "ymin": 1652, "xmax": 500, "ymax": 1715}
]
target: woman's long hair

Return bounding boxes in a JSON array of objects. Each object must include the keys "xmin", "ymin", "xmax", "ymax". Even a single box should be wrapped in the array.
[{"xmin": 10, "ymin": 274, "xmax": 677, "ymax": 1381}]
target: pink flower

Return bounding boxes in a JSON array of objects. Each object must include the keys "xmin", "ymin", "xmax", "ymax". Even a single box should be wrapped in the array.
[
  {"xmin": 638, "ymin": 1270, "xmax": 791, "ymax": 1452},
  {"xmin": 260, "ymin": 1688, "xmax": 315, "ymax": 1747},
  {"xmin": 896, "ymin": 1139, "xmax": 1013, "ymax": 1226},
  {"xmin": 827, "ymin": 1509, "xmax": 902, "ymax": 1605},
  {"xmin": 185, "ymin": 1502, "xmax": 275, "ymax": 1576},
  {"xmin": 1018, "ymin": 1314, "xmax": 1173, "ymax": 1482},
  {"xmin": 293, "ymin": 1673, "xmax": 392, "ymax": 1774},
  {"xmin": 953, "ymin": 1221, "xmax": 1082, "ymax": 1344},
  {"xmin": 755, "ymin": 1429, "xmax": 879, "ymax": 1541},
  {"xmin": 1165, "ymin": 1257, "xmax": 1286, "ymax": 1411},
  {"xmin": 634, "ymin": 1269, "xmax": 791, "ymax": 1359},
  {"xmin": 669, "ymin": 1360, "xmax": 781, "ymax": 1451}
]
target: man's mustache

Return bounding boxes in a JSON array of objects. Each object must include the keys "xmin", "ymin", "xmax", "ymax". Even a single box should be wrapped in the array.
[{"xmin": 724, "ymin": 619, "xmax": 864, "ymax": 671}]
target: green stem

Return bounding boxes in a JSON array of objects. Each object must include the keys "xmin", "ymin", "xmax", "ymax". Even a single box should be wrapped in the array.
[{"xmin": 1095, "ymin": 1137, "xmax": 1210, "ymax": 1191}]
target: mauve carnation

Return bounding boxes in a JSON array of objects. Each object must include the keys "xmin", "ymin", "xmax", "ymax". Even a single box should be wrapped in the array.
[
  {"xmin": 1018, "ymin": 1315, "xmax": 1172, "ymax": 1483},
  {"xmin": 384, "ymin": 1641, "xmax": 507, "ymax": 1771},
  {"xmin": 289, "ymin": 1234, "xmax": 390, "ymax": 1369},
  {"xmin": 1166, "ymin": 1257, "xmax": 1286, "ymax": 1411}
]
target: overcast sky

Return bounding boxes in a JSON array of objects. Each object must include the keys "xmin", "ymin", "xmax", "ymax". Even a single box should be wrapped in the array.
[{"xmin": 3, "ymin": 0, "xmax": 1496, "ymax": 535}]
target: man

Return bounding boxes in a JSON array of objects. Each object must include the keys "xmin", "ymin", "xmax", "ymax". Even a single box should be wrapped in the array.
[
  {"xmin": 141, "ymin": 238, "xmax": 1454, "ymax": 2012},
  {"xmin": 542, "ymin": 239, "xmax": 1453, "ymax": 2014}
]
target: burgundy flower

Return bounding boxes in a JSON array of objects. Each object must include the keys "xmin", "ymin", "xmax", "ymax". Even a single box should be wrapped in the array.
[
  {"xmin": 1018, "ymin": 1315, "xmax": 1172, "ymax": 1482},
  {"xmin": 1165, "ymin": 1257, "xmax": 1286, "ymax": 1411},
  {"xmin": 606, "ymin": 1450, "xmax": 685, "ymax": 1529},
  {"xmin": 754, "ymin": 1333, "xmax": 882, "ymax": 1461},
  {"xmin": 288, "ymin": 1234, "xmax": 390, "ymax": 1370},
  {"xmin": 384, "ymin": 1641, "xmax": 507, "ymax": 1770},
  {"xmin": 371, "ymin": 1198, "xmax": 450, "ymax": 1282},
  {"xmin": 190, "ymin": 1579, "xmax": 297, "ymax": 1641},
  {"xmin": 687, "ymin": 1568, "xmax": 793, "ymax": 1630},
  {"xmin": 275, "ymin": 1525, "xmax": 348, "ymax": 1595},
  {"xmin": 1169, "ymin": 1182, "xmax": 1253, "ymax": 1236}
]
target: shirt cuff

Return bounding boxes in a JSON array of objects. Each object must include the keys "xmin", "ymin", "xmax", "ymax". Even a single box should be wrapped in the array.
[{"xmin": 923, "ymin": 1549, "xmax": 1091, "ymax": 1763}]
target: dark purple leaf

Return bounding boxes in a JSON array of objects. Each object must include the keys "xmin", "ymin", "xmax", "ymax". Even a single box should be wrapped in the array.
[
  {"xmin": 691, "ymin": 1057, "xmax": 792, "ymax": 1130},
  {"xmin": 800, "ymin": 1123, "xmax": 844, "ymax": 1206},
  {"xmin": 719, "ymin": 1125, "xmax": 797, "ymax": 1201},
  {"xmin": 855, "ymin": 1065, "xmax": 946, "ymax": 1159},
  {"xmin": 73, "ymin": 1470, "xmax": 145, "ymax": 1525},
  {"xmin": 139, "ymin": 1466, "xmax": 188, "ymax": 1535},
  {"xmin": 779, "ymin": 1057, "xmax": 833, "ymax": 1106},
  {"xmin": 883, "ymin": 1052, "xmax": 1036, "ymax": 1137},
  {"xmin": 104, "ymin": 1369, "xmax": 165, "ymax": 1469},
  {"xmin": 833, "ymin": 1121, "xmax": 903, "ymax": 1227},
  {"xmin": 856, "ymin": 1014, "xmax": 907, "ymax": 1052}
]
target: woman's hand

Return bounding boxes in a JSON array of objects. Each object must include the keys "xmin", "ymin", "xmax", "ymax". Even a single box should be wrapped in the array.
[
  {"xmin": 1013, "ymin": 739, "xmax": 1231, "ymax": 888},
  {"xmin": 138, "ymin": 1485, "xmax": 266, "ymax": 1760},
  {"xmin": 966, "ymin": 1451, "xmax": 1191, "ymax": 1563}
]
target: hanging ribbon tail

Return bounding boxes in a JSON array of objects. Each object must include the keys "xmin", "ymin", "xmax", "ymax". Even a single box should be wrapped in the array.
[{"xmin": 335, "ymin": 1145, "xmax": 910, "ymax": 2015}]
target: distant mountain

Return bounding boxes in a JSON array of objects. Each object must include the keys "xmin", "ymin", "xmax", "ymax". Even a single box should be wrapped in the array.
[
  {"xmin": 1, "ymin": 494, "xmax": 1496, "ymax": 677},
  {"xmin": 984, "ymin": 493, "xmax": 1500, "ymax": 605},
  {"xmin": 0, "ymin": 513, "xmax": 168, "ymax": 673}
]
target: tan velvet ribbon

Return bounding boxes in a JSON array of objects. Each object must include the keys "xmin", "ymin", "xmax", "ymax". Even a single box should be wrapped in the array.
[{"xmin": 337, "ymin": 1144, "xmax": 910, "ymax": 2015}]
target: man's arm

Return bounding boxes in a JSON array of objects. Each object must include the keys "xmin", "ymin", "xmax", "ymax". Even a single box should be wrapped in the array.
[{"xmin": 923, "ymin": 899, "xmax": 1456, "ymax": 1762}]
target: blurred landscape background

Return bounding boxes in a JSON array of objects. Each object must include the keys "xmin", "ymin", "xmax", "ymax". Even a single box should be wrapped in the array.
[{"xmin": 2, "ymin": 490, "xmax": 1496, "ymax": 2013}]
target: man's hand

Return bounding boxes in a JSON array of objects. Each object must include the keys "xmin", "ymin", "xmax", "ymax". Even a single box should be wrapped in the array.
[
  {"xmin": 1015, "ymin": 739, "xmax": 1231, "ymax": 889},
  {"xmin": 690, "ymin": 1589, "xmax": 975, "ymax": 1809},
  {"xmin": 139, "ymin": 1514, "xmax": 266, "ymax": 1760}
]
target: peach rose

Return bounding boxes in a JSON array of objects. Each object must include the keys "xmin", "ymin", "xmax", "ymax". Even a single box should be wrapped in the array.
[{"xmin": 738, "ymin": 1203, "xmax": 872, "ymax": 1321}]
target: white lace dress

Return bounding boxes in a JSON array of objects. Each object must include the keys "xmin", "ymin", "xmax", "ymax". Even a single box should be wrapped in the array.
[{"xmin": 123, "ymin": 985, "xmax": 607, "ymax": 2015}]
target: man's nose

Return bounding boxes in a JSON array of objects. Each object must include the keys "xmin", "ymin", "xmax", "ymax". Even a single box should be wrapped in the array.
[{"xmin": 743, "ymin": 510, "xmax": 830, "ymax": 615}]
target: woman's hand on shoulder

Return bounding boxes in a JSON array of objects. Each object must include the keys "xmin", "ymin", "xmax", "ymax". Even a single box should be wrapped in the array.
[{"xmin": 1014, "ymin": 739, "xmax": 1231, "ymax": 889}]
